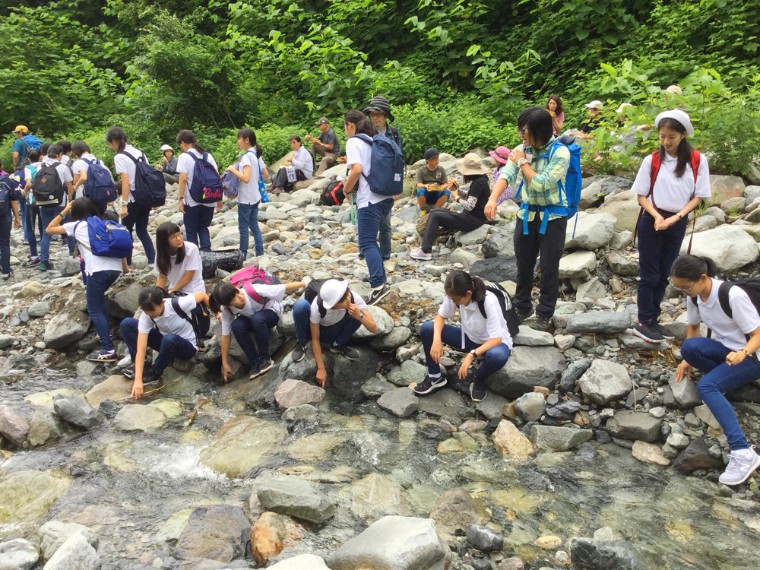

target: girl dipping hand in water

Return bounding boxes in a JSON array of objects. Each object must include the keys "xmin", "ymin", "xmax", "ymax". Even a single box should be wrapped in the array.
[{"xmin": 671, "ymin": 255, "xmax": 760, "ymax": 485}]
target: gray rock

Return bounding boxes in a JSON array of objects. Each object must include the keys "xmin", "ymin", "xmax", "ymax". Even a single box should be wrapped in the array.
[
  {"xmin": 276, "ymin": 311, "xmax": 295, "ymax": 336},
  {"xmin": 354, "ymin": 305, "xmax": 394, "ymax": 338},
  {"xmin": 0, "ymin": 538, "xmax": 38, "ymax": 570},
  {"xmin": 377, "ymin": 387, "xmax": 419, "ymax": 418},
  {"xmin": 513, "ymin": 326, "xmax": 554, "ymax": 347},
  {"xmin": 469, "ymin": 256, "xmax": 518, "ymax": 283},
  {"xmin": 559, "ymin": 251, "xmax": 597, "ymax": 279},
  {"xmin": 268, "ymin": 554, "xmax": 330, "ymax": 570},
  {"xmin": 370, "ymin": 326, "xmax": 412, "ymax": 351},
  {"xmin": 449, "ymin": 248, "xmax": 480, "ymax": 268},
  {"xmin": 416, "ymin": 389, "xmax": 467, "ymax": 422},
  {"xmin": 514, "ymin": 392, "xmax": 546, "ymax": 421},
  {"xmin": 475, "ymin": 391, "xmax": 508, "ymax": 421},
  {"xmin": 113, "ymin": 404, "xmax": 166, "ymax": 432},
  {"xmin": 328, "ymin": 516, "xmax": 448, "ymax": 570},
  {"xmin": 606, "ymin": 411, "xmax": 661, "ymax": 442},
  {"xmin": 565, "ymin": 213, "xmax": 616, "ymax": 250},
  {"xmin": 745, "ymin": 185, "xmax": 760, "ymax": 203},
  {"xmin": 28, "ymin": 301, "xmax": 51, "ymax": 318},
  {"xmin": 106, "ymin": 281, "xmax": 142, "ymax": 318},
  {"xmin": 175, "ymin": 505, "xmax": 251, "ymax": 562},
  {"xmin": 388, "ymin": 359, "xmax": 428, "ymax": 387},
  {"xmin": 559, "ymin": 358, "xmax": 592, "ymax": 393},
  {"xmin": 0, "ymin": 404, "xmax": 31, "ymax": 447},
  {"xmin": 481, "ymin": 226, "xmax": 515, "ymax": 259},
  {"xmin": 274, "ymin": 379, "xmax": 325, "ymax": 408},
  {"xmin": 672, "ymin": 437, "xmax": 724, "ymax": 474},
  {"xmin": 668, "ymin": 378, "xmax": 702, "ymax": 409},
  {"xmin": 609, "ymin": 230, "xmax": 633, "ymax": 250},
  {"xmin": 362, "ymin": 375, "xmax": 394, "ymax": 398},
  {"xmin": 43, "ymin": 309, "xmax": 91, "ymax": 350},
  {"xmin": 566, "ymin": 311, "xmax": 632, "ymax": 334},
  {"xmin": 52, "ymin": 395, "xmax": 101, "ymax": 429},
  {"xmin": 282, "ymin": 404, "xmax": 318, "ymax": 423},
  {"xmin": 43, "ymin": 533, "xmax": 99, "ymax": 570},
  {"xmin": 39, "ymin": 521, "xmax": 98, "ymax": 562},
  {"xmin": 570, "ymin": 536, "xmax": 638, "ymax": 570},
  {"xmin": 576, "ymin": 278, "xmax": 607, "ymax": 303},
  {"xmin": 466, "ymin": 524, "xmax": 504, "ymax": 552},
  {"xmin": 579, "ymin": 176, "xmax": 632, "ymax": 208},
  {"xmin": 577, "ymin": 360, "xmax": 631, "ymax": 404},
  {"xmin": 28, "ymin": 407, "xmax": 63, "ymax": 447},
  {"xmin": 0, "ymin": 334, "xmax": 13, "ymax": 348},
  {"xmin": 682, "ymin": 225, "xmax": 759, "ymax": 271},
  {"xmin": 487, "ymin": 346, "xmax": 566, "ymax": 398},
  {"xmin": 666, "ymin": 433, "xmax": 690, "ymax": 449},
  {"xmin": 256, "ymin": 474, "xmax": 335, "ymax": 524},
  {"xmin": 455, "ymin": 225, "xmax": 489, "ymax": 246},
  {"xmin": 530, "ymin": 425, "xmax": 593, "ymax": 451},
  {"xmin": 545, "ymin": 401, "xmax": 582, "ymax": 420},
  {"xmin": 606, "ymin": 251, "xmax": 639, "ymax": 277}
]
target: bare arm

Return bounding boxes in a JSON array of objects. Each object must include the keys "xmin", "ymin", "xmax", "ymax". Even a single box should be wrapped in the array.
[{"xmin": 132, "ymin": 332, "xmax": 150, "ymax": 398}]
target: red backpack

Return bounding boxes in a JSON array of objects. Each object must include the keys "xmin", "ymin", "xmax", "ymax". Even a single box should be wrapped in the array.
[{"xmin": 229, "ymin": 266, "xmax": 281, "ymax": 304}]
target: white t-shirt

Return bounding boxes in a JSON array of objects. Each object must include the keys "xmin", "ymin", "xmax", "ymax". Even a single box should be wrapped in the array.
[
  {"xmin": 438, "ymin": 291, "xmax": 513, "ymax": 347},
  {"xmin": 63, "ymin": 220, "xmax": 124, "ymax": 275},
  {"xmin": 41, "ymin": 156, "xmax": 73, "ymax": 206},
  {"xmin": 138, "ymin": 295, "xmax": 198, "ymax": 348},
  {"xmin": 177, "ymin": 148, "xmax": 219, "ymax": 208},
  {"xmin": 632, "ymin": 152, "xmax": 711, "ymax": 213},
  {"xmin": 220, "ymin": 284, "xmax": 286, "ymax": 335},
  {"xmin": 156, "ymin": 241, "xmax": 205, "ymax": 294},
  {"xmin": 237, "ymin": 149, "xmax": 264, "ymax": 205},
  {"xmin": 72, "ymin": 153, "xmax": 102, "ymax": 199},
  {"xmin": 686, "ymin": 279, "xmax": 760, "ymax": 355},
  {"xmin": 345, "ymin": 135, "xmax": 388, "ymax": 208},
  {"xmin": 113, "ymin": 144, "xmax": 146, "ymax": 202},
  {"xmin": 291, "ymin": 146, "xmax": 313, "ymax": 178},
  {"xmin": 24, "ymin": 162, "xmax": 41, "ymax": 204},
  {"xmin": 310, "ymin": 291, "xmax": 367, "ymax": 327}
]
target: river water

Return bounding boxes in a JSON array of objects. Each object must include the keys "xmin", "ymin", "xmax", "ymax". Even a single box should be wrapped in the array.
[{"xmin": 2, "ymin": 365, "xmax": 759, "ymax": 569}]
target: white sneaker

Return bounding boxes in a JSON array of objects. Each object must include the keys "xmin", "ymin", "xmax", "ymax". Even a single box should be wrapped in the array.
[
  {"xmin": 719, "ymin": 446, "xmax": 760, "ymax": 485},
  {"xmin": 410, "ymin": 248, "xmax": 432, "ymax": 261}
]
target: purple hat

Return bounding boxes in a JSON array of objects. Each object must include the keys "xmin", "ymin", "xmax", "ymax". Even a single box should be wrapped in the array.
[{"xmin": 488, "ymin": 146, "xmax": 510, "ymax": 165}]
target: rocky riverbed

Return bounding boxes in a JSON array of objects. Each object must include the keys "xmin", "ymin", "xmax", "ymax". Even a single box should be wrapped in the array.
[{"xmin": 1, "ymin": 155, "xmax": 760, "ymax": 569}]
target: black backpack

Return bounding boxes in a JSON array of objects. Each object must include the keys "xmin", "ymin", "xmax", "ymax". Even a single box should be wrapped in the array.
[
  {"xmin": 320, "ymin": 178, "xmax": 345, "ymax": 206},
  {"xmin": 303, "ymin": 278, "xmax": 346, "ymax": 318},
  {"xmin": 690, "ymin": 279, "xmax": 760, "ymax": 342},
  {"xmin": 119, "ymin": 151, "xmax": 166, "ymax": 207},
  {"xmin": 477, "ymin": 282, "xmax": 520, "ymax": 338},
  {"xmin": 32, "ymin": 161, "xmax": 65, "ymax": 206},
  {"xmin": 170, "ymin": 295, "xmax": 211, "ymax": 346}
]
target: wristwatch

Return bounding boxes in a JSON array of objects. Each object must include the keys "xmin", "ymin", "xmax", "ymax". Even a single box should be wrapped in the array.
[
  {"xmin": 517, "ymin": 158, "xmax": 529, "ymax": 167},
  {"xmin": 469, "ymin": 349, "xmax": 478, "ymax": 357}
]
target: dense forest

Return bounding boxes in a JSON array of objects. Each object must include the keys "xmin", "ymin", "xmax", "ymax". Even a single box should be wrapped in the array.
[{"xmin": 1, "ymin": 0, "xmax": 758, "ymax": 176}]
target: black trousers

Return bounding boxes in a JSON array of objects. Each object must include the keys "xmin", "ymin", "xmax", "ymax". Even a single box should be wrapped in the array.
[
  {"xmin": 421, "ymin": 210, "xmax": 484, "ymax": 253},
  {"xmin": 513, "ymin": 215, "xmax": 567, "ymax": 320}
]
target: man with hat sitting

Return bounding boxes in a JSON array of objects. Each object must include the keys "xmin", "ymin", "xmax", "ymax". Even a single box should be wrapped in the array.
[
  {"xmin": 305, "ymin": 117, "xmax": 341, "ymax": 176},
  {"xmin": 416, "ymin": 148, "xmax": 453, "ymax": 212}
]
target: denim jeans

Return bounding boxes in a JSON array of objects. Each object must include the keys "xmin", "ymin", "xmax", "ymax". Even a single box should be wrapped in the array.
[
  {"xmin": 513, "ymin": 215, "xmax": 567, "ymax": 320},
  {"xmin": 0, "ymin": 212, "xmax": 11, "ymax": 275},
  {"xmin": 86, "ymin": 270, "xmax": 120, "ymax": 351},
  {"xmin": 230, "ymin": 309, "xmax": 279, "ymax": 364},
  {"xmin": 238, "ymin": 202, "xmax": 264, "ymax": 258},
  {"xmin": 183, "ymin": 204, "xmax": 214, "ymax": 251},
  {"xmin": 419, "ymin": 320, "xmax": 511, "ymax": 383},
  {"xmin": 120, "ymin": 317, "xmax": 197, "ymax": 376},
  {"xmin": 122, "ymin": 201, "xmax": 155, "ymax": 264},
  {"xmin": 379, "ymin": 210, "xmax": 392, "ymax": 260},
  {"xmin": 681, "ymin": 337, "xmax": 760, "ymax": 450},
  {"xmin": 357, "ymin": 199, "xmax": 393, "ymax": 288},
  {"xmin": 38, "ymin": 204, "xmax": 63, "ymax": 262},
  {"xmin": 292, "ymin": 298, "xmax": 362, "ymax": 346},
  {"xmin": 637, "ymin": 210, "xmax": 687, "ymax": 324}
]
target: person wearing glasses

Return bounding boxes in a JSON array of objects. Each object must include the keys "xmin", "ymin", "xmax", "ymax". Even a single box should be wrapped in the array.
[
  {"xmin": 413, "ymin": 270, "xmax": 512, "ymax": 402},
  {"xmin": 484, "ymin": 106, "xmax": 571, "ymax": 332},
  {"xmin": 671, "ymin": 254, "xmax": 760, "ymax": 486}
]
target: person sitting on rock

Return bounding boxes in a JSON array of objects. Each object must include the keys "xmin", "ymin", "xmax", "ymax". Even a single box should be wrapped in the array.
[
  {"xmin": 672, "ymin": 254, "xmax": 760, "ymax": 486},
  {"xmin": 157, "ymin": 144, "xmax": 179, "ymax": 185},
  {"xmin": 291, "ymin": 279, "xmax": 378, "ymax": 387},
  {"xmin": 566, "ymin": 100, "xmax": 605, "ymax": 140},
  {"xmin": 410, "ymin": 153, "xmax": 490, "ymax": 262},
  {"xmin": 414, "ymin": 270, "xmax": 512, "ymax": 402},
  {"xmin": 415, "ymin": 148, "xmax": 452, "ymax": 212},
  {"xmin": 305, "ymin": 117, "xmax": 341, "ymax": 176},
  {"xmin": 270, "ymin": 136, "xmax": 313, "ymax": 194},
  {"xmin": 211, "ymin": 278, "xmax": 305, "ymax": 382},
  {"xmin": 120, "ymin": 287, "xmax": 210, "ymax": 399}
]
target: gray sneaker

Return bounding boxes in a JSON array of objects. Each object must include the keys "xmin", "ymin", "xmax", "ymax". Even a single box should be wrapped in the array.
[
  {"xmin": 330, "ymin": 344, "xmax": 360, "ymax": 361},
  {"xmin": 292, "ymin": 342, "xmax": 306, "ymax": 362},
  {"xmin": 719, "ymin": 446, "xmax": 760, "ymax": 486}
]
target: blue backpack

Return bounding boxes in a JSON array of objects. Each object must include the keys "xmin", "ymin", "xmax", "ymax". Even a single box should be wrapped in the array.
[
  {"xmin": 118, "ymin": 151, "xmax": 166, "ymax": 207},
  {"xmin": 354, "ymin": 133, "xmax": 404, "ymax": 197},
  {"xmin": 75, "ymin": 216, "xmax": 133, "ymax": 258},
  {"xmin": 222, "ymin": 164, "xmax": 240, "ymax": 198},
  {"xmin": 188, "ymin": 152, "xmax": 223, "ymax": 203},
  {"xmin": 514, "ymin": 137, "xmax": 582, "ymax": 235},
  {"xmin": 22, "ymin": 134, "xmax": 43, "ymax": 151},
  {"xmin": 83, "ymin": 158, "xmax": 118, "ymax": 205}
]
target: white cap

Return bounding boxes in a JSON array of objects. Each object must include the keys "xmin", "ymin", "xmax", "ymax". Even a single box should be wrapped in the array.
[
  {"xmin": 160, "ymin": 144, "xmax": 173, "ymax": 152},
  {"xmin": 320, "ymin": 279, "xmax": 349, "ymax": 309},
  {"xmin": 665, "ymin": 85, "xmax": 683, "ymax": 95},
  {"xmin": 655, "ymin": 109, "xmax": 694, "ymax": 136},
  {"xmin": 616, "ymin": 103, "xmax": 633, "ymax": 115},
  {"xmin": 585, "ymin": 100, "xmax": 603, "ymax": 109}
]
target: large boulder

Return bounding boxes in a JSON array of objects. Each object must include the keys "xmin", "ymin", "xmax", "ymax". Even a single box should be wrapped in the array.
[
  {"xmin": 606, "ymin": 411, "xmax": 661, "ymax": 442},
  {"xmin": 596, "ymin": 190, "xmax": 641, "ymax": 232},
  {"xmin": 566, "ymin": 311, "xmax": 632, "ymax": 334},
  {"xmin": 0, "ymin": 538, "xmax": 38, "ymax": 570},
  {"xmin": 579, "ymin": 176, "xmax": 632, "ymax": 209},
  {"xmin": 377, "ymin": 387, "xmax": 419, "ymax": 418},
  {"xmin": 577, "ymin": 360, "xmax": 631, "ymax": 404},
  {"xmin": 681, "ymin": 224, "xmax": 759, "ymax": 271},
  {"xmin": 106, "ymin": 281, "xmax": 143, "ymax": 319},
  {"xmin": 469, "ymin": 256, "xmax": 518, "ymax": 283},
  {"xmin": 113, "ymin": 404, "xmax": 167, "ymax": 432},
  {"xmin": 672, "ymin": 437, "xmax": 723, "ymax": 474},
  {"xmin": 43, "ymin": 309, "xmax": 91, "ymax": 349},
  {"xmin": 174, "ymin": 505, "xmax": 251, "ymax": 562},
  {"xmin": 565, "ymin": 213, "xmax": 616, "ymax": 250},
  {"xmin": 707, "ymin": 175, "xmax": 745, "ymax": 206},
  {"xmin": 559, "ymin": 251, "xmax": 597, "ymax": 280},
  {"xmin": 255, "ymin": 474, "xmax": 335, "ymax": 524},
  {"xmin": 486, "ymin": 346, "xmax": 565, "ymax": 398},
  {"xmin": 39, "ymin": 521, "xmax": 99, "ymax": 561},
  {"xmin": 42, "ymin": 533, "xmax": 99, "ymax": 570},
  {"xmin": 328, "ymin": 516, "xmax": 449, "ymax": 570},
  {"xmin": 52, "ymin": 395, "xmax": 101, "ymax": 430}
]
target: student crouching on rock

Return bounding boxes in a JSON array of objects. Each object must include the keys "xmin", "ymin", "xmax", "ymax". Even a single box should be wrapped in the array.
[
  {"xmin": 291, "ymin": 279, "xmax": 378, "ymax": 387},
  {"xmin": 414, "ymin": 270, "xmax": 512, "ymax": 402},
  {"xmin": 211, "ymin": 278, "xmax": 305, "ymax": 382},
  {"xmin": 120, "ymin": 287, "xmax": 209, "ymax": 399},
  {"xmin": 46, "ymin": 197, "xmax": 127, "ymax": 363},
  {"xmin": 672, "ymin": 255, "xmax": 760, "ymax": 485}
]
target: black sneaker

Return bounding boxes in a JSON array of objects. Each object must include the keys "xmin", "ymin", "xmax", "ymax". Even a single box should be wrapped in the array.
[
  {"xmin": 122, "ymin": 365, "xmax": 135, "ymax": 380},
  {"xmin": 654, "ymin": 323, "xmax": 675, "ymax": 340},
  {"xmin": 292, "ymin": 342, "xmax": 306, "ymax": 362},
  {"xmin": 368, "ymin": 284, "xmax": 391, "ymax": 306},
  {"xmin": 516, "ymin": 306, "xmax": 534, "ymax": 323},
  {"xmin": 412, "ymin": 374, "xmax": 447, "ymax": 396},
  {"xmin": 250, "ymin": 358, "xmax": 273, "ymax": 379},
  {"xmin": 330, "ymin": 344, "xmax": 360, "ymax": 361},
  {"xmin": 86, "ymin": 349, "xmax": 117, "ymax": 363},
  {"xmin": 142, "ymin": 367, "xmax": 162, "ymax": 385},
  {"xmin": 530, "ymin": 316, "xmax": 553, "ymax": 333},
  {"xmin": 469, "ymin": 380, "xmax": 487, "ymax": 402},
  {"xmin": 633, "ymin": 323, "xmax": 665, "ymax": 343}
]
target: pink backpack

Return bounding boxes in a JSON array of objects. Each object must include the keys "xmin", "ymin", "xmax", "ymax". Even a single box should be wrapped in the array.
[{"xmin": 229, "ymin": 266, "xmax": 281, "ymax": 304}]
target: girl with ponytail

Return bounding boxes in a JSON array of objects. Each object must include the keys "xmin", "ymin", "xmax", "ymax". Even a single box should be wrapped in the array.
[
  {"xmin": 414, "ymin": 270, "xmax": 512, "ymax": 402},
  {"xmin": 672, "ymin": 254, "xmax": 760, "ymax": 485}
]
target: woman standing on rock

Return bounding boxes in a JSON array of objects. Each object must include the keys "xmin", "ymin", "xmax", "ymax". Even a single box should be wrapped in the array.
[
  {"xmin": 672, "ymin": 255, "xmax": 760, "ymax": 485},
  {"xmin": 632, "ymin": 110, "xmax": 711, "ymax": 343},
  {"xmin": 225, "ymin": 128, "xmax": 265, "ymax": 260},
  {"xmin": 414, "ymin": 270, "xmax": 512, "ymax": 402},
  {"xmin": 46, "ymin": 197, "xmax": 127, "ymax": 362}
]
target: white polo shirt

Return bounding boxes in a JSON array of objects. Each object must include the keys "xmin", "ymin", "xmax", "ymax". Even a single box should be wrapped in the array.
[
  {"xmin": 156, "ymin": 241, "xmax": 205, "ymax": 294},
  {"xmin": 138, "ymin": 295, "xmax": 198, "ymax": 348},
  {"xmin": 220, "ymin": 284, "xmax": 286, "ymax": 335},
  {"xmin": 310, "ymin": 291, "xmax": 367, "ymax": 327},
  {"xmin": 438, "ymin": 291, "xmax": 512, "ymax": 348}
]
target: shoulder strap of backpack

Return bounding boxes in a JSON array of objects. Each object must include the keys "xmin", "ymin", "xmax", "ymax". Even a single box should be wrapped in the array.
[
  {"xmin": 317, "ymin": 296, "xmax": 327, "ymax": 319},
  {"xmin": 118, "ymin": 150, "xmax": 138, "ymax": 165},
  {"xmin": 171, "ymin": 296, "xmax": 201, "ymax": 343},
  {"xmin": 648, "ymin": 151, "xmax": 661, "ymax": 199},
  {"xmin": 717, "ymin": 281, "xmax": 734, "ymax": 319},
  {"xmin": 689, "ymin": 150, "xmax": 700, "ymax": 192},
  {"xmin": 353, "ymin": 134, "xmax": 373, "ymax": 146}
]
